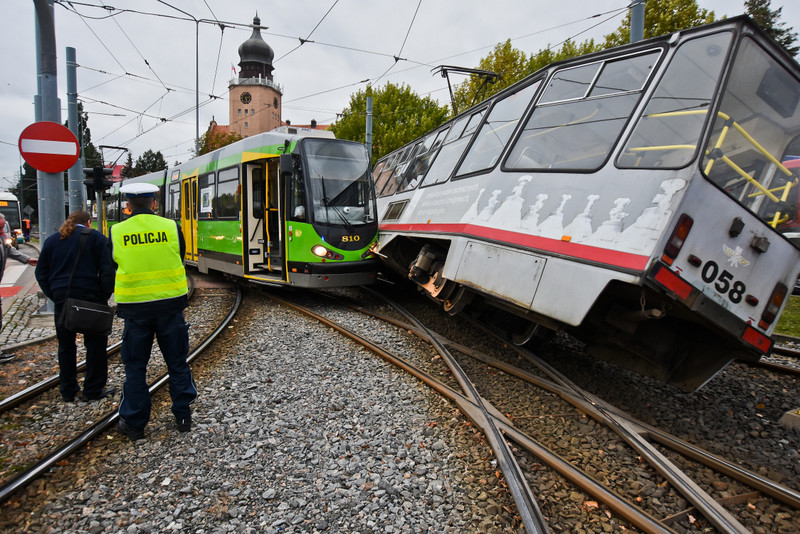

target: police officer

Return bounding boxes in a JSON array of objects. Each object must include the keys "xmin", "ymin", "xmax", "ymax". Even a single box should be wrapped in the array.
[{"xmin": 110, "ymin": 182, "xmax": 196, "ymax": 441}]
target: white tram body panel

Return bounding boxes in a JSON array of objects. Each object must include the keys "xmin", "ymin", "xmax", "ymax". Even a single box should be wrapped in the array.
[{"xmin": 373, "ymin": 17, "xmax": 800, "ymax": 390}]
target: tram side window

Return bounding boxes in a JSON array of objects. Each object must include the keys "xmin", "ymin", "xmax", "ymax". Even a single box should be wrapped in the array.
[
  {"xmin": 288, "ymin": 169, "xmax": 307, "ymax": 222},
  {"xmin": 215, "ymin": 167, "xmax": 240, "ymax": 219},
  {"xmin": 507, "ymin": 51, "xmax": 659, "ymax": 171},
  {"xmin": 380, "ymin": 145, "xmax": 416, "ymax": 197},
  {"xmin": 420, "ymin": 109, "xmax": 486, "ymax": 187},
  {"xmin": 618, "ymin": 33, "xmax": 732, "ymax": 169},
  {"xmin": 456, "ymin": 80, "xmax": 540, "ymax": 178},
  {"xmin": 198, "ymin": 172, "xmax": 215, "ymax": 219},
  {"xmin": 374, "ymin": 154, "xmax": 399, "ymax": 197},
  {"xmin": 398, "ymin": 128, "xmax": 449, "ymax": 192},
  {"xmin": 165, "ymin": 182, "xmax": 181, "ymax": 220},
  {"xmin": 106, "ymin": 194, "xmax": 118, "ymax": 222},
  {"xmin": 382, "ymin": 143, "xmax": 423, "ymax": 196}
]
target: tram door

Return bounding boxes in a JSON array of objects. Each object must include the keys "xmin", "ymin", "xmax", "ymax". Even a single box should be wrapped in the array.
[
  {"xmin": 244, "ymin": 158, "xmax": 283, "ymax": 275},
  {"xmin": 181, "ymin": 175, "xmax": 198, "ymax": 262}
]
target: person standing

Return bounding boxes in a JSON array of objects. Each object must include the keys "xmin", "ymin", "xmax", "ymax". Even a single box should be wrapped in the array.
[
  {"xmin": 0, "ymin": 213, "xmax": 11, "ymax": 245},
  {"xmin": 34, "ymin": 211, "xmax": 115, "ymax": 400},
  {"xmin": 0, "ymin": 234, "xmax": 37, "ymax": 364},
  {"xmin": 22, "ymin": 218, "xmax": 31, "ymax": 242},
  {"xmin": 110, "ymin": 182, "xmax": 195, "ymax": 441}
]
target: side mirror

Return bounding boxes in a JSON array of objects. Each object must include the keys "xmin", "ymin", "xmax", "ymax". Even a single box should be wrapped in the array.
[{"xmin": 280, "ymin": 153, "xmax": 293, "ymax": 179}]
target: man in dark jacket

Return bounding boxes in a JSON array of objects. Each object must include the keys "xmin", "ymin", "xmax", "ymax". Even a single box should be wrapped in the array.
[{"xmin": 35, "ymin": 211, "xmax": 116, "ymax": 401}]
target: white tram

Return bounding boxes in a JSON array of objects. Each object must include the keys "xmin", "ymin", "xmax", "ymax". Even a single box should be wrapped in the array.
[{"xmin": 373, "ymin": 16, "xmax": 800, "ymax": 390}]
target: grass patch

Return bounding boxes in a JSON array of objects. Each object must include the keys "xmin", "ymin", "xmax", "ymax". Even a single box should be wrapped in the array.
[{"xmin": 776, "ymin": 295, "xmax": 800, "ymax": 337}]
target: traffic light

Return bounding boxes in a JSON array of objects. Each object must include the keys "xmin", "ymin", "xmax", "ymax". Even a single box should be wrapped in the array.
[{"xmin": 83, "ymin": 166, "xmax": 113, "ymax": 193}]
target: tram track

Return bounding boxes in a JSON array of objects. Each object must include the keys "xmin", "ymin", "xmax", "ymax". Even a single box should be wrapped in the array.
[
  {"xmin": 0, "ymin": 273, "xmax": 195, "ymax": 414},
  {"xmin": 266, "ymin": 284, "xmax": 800, "ymax": 533},
  {"xmin": 0, "ymin": 274, "xmax": 239, "ymax": 504}
]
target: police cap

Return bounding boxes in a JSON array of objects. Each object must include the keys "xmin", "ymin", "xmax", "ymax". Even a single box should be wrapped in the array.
[{"xmin": 120, "ymin": 183, "xmax": 159, "ymax": 197}]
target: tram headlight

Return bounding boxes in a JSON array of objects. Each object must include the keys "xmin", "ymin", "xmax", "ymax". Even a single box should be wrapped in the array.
[{"xmin": 311, "ymin": 245, "xmax": 329, "ymax": 258}]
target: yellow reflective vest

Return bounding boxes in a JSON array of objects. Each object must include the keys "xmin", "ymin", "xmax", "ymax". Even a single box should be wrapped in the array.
[{"xmin": 111, "ymin": 214, "xmax": 187, "ymax": 303}]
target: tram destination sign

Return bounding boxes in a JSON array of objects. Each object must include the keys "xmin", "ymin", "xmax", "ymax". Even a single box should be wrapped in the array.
[{"xmin": 18, "ymin": 121, "xmax": 80, "ymax": 173}]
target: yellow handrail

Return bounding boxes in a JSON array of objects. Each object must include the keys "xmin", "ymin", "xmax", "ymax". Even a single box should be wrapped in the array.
[{"xmin": 645, "ymin": 109, "xmax": 792, "ymax": 177}]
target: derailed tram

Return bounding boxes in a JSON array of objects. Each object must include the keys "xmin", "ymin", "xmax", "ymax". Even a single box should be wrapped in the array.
[
  {"xmin": 373, "ymin": 16, "xmax": 800, "ymax": 391},
  {"xmin": 106, "ymin": 131, "xmax": 379, "ymax": 288}
]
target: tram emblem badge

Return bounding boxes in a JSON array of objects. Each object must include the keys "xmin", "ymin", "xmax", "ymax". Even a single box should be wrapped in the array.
[{"xmin": 723, "ymin": 244, "xmax": 750, "ymax": 268}]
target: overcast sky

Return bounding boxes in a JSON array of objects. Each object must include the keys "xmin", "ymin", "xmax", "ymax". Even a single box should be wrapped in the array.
[{"xmin": 2, "ymin": 0, "xmax": 798, "ymax": 190}]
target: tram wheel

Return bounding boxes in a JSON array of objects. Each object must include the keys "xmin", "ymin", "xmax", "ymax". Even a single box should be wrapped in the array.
[
  {"xmin": 512, "ymin": 322, "xmax": 554, "ymax": 346},
  {"xmin": 443, "ymin": 286, "xmax": 472, "ymax": 316}
]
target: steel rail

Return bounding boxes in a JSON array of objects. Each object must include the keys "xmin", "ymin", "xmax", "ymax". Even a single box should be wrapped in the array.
[
  {"xmin": 440, "ymin": 336, "xmax": 800, "ymax": 512},
  {"xmin": 271, "ymin": 293, "xmax": 675, "ymax": 534},
  {"xmin": 326, "ymin": 297, "xmax": 762, "ymax": 532},
  {"xmin": 0, "ymin": 272, "xmax": 197, "ymax": 414},
  {"xmin": 0, "ymin": 342, "xmax": 121, "ymax": 414},
  {"xmin": 0, "ymin": 283, "xmax": 240, "ymax": 505},
  {"xmin": 321, "ymin": 296, "xmax": 800, "ymax": 512},
  {"xmin": 460, "ymin": 319, "xmax": 751, "ymax": 534},
  {"xmin": 372, "ymin": 292, "xmax": 549, "ymax": 534}
]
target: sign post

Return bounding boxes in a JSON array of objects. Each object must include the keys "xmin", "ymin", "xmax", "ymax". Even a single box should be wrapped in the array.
[{"xmin": 18, "ymin": 121, "xmax": 80, "ymax": 173}]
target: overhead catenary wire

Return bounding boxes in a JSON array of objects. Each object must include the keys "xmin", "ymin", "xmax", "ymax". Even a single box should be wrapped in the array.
[
  {"xmin": 51, "ymin": 0, "xmax": 630, "ymax": 162},
  {"xmin": 275, "ymin": 0, "xmax": 340, "ymax": 63}
]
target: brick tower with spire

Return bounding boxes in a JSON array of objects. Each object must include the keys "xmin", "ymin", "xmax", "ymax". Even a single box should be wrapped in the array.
[{"xmin": 228, "ymin": 14, "xmax": 283, "ymax": 137}]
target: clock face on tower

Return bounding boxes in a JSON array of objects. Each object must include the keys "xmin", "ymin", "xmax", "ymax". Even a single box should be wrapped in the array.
[{"xmin": 240, "ymin": 92, "xmax": 252, "ymax": 104}]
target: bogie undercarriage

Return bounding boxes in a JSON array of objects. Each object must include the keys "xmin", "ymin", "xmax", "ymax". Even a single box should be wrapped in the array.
[{"xmin": 386, "ymin": 238, "xmax": 753, "ymax": 391}]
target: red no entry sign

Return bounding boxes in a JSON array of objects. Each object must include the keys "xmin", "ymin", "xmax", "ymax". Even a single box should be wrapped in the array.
[{"xmin": 18, "ymin": 121, "xmax": 80, "ymax": 173}]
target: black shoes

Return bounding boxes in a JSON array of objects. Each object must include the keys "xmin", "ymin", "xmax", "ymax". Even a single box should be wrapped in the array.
[
  {"xmin": 0, "ymin": 352, "xmax": 15, "ymax": 364},
  {"xmin": 176, "ymin": 415, "xmax": 191, "ymax": 432},
  {"xmin": 80, "ymin": 387, "xmax": 117, "ymax": 401},
  {"xmin": 117, "ymin": 419, "xmax": 145, "ymax": 441}
]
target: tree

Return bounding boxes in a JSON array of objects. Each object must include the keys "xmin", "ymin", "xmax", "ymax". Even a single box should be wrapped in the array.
[
  {"xmin": 603, "ymin": 0, "xmax": 715, "ymax": 48},
  {"xmin": 746, "ymin": 0, "xmax": 799, "ymax": 57},
  {"xmin": 134, "ymin": 150, "xmax": 167, "ymax": 176},
  {"xmin": 75, "ymin": 102, "xmax": 102, "ymax": 168},
  {"xmin": 120, "ymin": 153, "xmax": 135, "ymax": 179},
  {"xmin": 331, "ymin": 82, "xmax": 450, "ymax": 163},
  {"xmin": 198, "ymin": 129, "xmax": 243, "ymax": 156}
]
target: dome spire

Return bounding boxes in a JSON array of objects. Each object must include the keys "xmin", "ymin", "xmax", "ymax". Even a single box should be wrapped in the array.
[{"xmin": 237, "ymin": 13, "xmax": 274, "ymax": 81}]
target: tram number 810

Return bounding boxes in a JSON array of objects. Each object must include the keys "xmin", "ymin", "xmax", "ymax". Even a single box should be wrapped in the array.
[{"xmin": 700, "ymin": 260, "xmax": 746, "ymax": 304}]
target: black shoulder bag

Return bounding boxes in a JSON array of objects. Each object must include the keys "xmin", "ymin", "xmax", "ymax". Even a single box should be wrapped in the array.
[{"xmin": 57, "ymin": 228, "xmax": 115, "ymax": 335}]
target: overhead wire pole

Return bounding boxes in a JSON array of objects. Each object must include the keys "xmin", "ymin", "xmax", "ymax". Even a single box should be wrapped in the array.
[
  {"xmin": 32, "ymin": 0, "xmax": 66, "ymax": 239},
  {"xmin": 630, "ymin": 0, "xmax": 646, "ymax": 43}
]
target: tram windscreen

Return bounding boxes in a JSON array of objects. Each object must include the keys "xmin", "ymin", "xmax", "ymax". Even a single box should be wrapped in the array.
[
  {"xmin": 303, "ymin": 139, "xmax": 376, "ymax": 226},
  {"xmin": 702, "ymin": 36, "xmax": 800, "ymax": 231},
  {"xmin": 0, "ymin": 200, "xmax": 20, "ymax": 229}
]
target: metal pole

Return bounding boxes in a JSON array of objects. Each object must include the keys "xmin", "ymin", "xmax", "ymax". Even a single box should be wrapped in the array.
[
  {"xmin": 33, "ymin": 0, "xmax": 65, "ymax": 315},
  {"xmin": 195, "ymin": 20, "xmax": 199, "ymax": 156},
  {"xmin": 33, "ymin": 0, "xmax": 66, "ymax": 238},
  {"xmin": 365, "ymin": 96, "xmax": 373, "ymax": 163},
  {"xmin": 630, "ymin": 0, "xmax": 645, "ymax": 43},
  {"xmin": 66, "ymin": 47, "xmax": 83, "ymax": 212}
]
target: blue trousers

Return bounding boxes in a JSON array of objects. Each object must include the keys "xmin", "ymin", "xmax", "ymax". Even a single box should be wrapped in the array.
[{"xmin": 118, "ymin": 312, "xmax": 196, "ymax": 430}]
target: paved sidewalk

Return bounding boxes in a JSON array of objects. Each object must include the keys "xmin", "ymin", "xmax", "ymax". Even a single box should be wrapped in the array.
[{"xmin": 0, "ymin": 242, "xmax": 56, "ymax": 350}]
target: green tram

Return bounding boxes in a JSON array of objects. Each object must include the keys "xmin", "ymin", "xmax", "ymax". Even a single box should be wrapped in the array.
[{"xmin": 105, "ymin": 131, "xmax": 379, "ymax": 287}]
